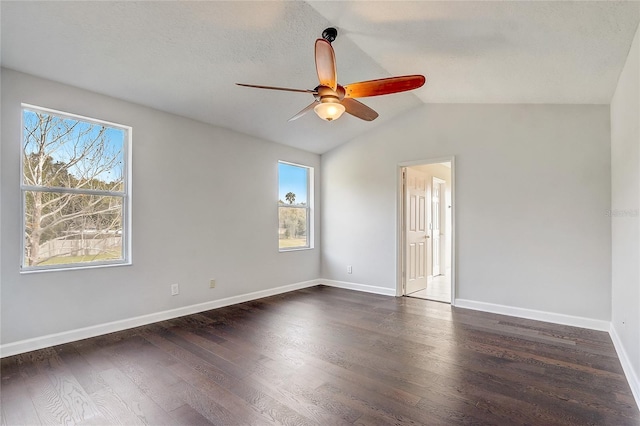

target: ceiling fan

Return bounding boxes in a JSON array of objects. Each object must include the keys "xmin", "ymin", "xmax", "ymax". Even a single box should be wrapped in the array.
[{"xmin": 237, "ymin": 27, "xmax": 426, "ymax": 122}]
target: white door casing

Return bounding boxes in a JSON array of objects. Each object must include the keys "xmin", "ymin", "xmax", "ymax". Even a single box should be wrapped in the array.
[{"xmin": 396, "ymin": 157, "xmax": 455, "ymax": 305}]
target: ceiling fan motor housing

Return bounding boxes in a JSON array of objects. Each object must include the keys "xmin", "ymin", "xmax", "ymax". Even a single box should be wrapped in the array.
[{"xmin": 319, "ymin": 94, "xmax": 340, "ymax": 104}]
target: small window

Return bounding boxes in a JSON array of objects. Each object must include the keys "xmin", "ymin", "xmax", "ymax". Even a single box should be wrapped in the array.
[
  {"xmin": 278, "ymin": 161, "xmax": 312, "ymax": 251},
  {"xmin": 21, "ymin": 105, "xmax": 131, "ymax": 271}
]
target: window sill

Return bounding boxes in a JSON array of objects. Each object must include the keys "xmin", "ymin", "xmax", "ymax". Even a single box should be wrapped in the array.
[
  {"xmin": 20, "ymin": 260, "xmax": 132, "ymax": 274},
  {"xmin": 279, "ymin": 247, "xmax": 314, "ymax": 253}
]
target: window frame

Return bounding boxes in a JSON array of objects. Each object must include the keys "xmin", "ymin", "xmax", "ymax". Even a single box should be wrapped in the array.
[
  {"xmin": 20, "ymin": 104, "xmax": 132, "ymax": 273},
  {"xmin": 278, "ymin": 160, "xmax": 314, "ymax": 252}
]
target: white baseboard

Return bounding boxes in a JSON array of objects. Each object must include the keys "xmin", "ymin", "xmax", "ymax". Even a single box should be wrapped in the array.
[
  {"xmin": 0, "ymin": 279, "xmax": 321, "ymax": 358},
  {"xmin": 610, "ymin": 324, "xmax": 640, "ymax": 411},
  {"xmin": 454, "ymin": 299, "xmax": 610, "ymax": 331},
  {"xmin": 319, "ymin": 279, "xmax": 396, "ymax": 296}
]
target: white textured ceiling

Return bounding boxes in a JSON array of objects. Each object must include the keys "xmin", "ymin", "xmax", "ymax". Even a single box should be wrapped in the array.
[{"xmin": 2, "ymin": 1, "xmax": 639, "ymax": 154}]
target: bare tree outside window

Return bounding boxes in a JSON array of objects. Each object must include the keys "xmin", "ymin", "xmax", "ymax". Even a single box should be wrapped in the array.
[{"xmin": 21, "ymin": 106, "xmax": 129, "ymax": 269}]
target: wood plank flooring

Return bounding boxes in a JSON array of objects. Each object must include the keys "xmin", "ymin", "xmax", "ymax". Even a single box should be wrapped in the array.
[{"xmin": 2, "ymin": 285, "xmax": 639, "ymax": 425}]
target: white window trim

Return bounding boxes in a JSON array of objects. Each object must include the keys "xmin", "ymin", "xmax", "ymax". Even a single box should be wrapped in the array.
[
  {"xmin": 20, "ymin": 104, "xmax": 132, "ymax": 273},
  {"xmin": 278, "ymin": 160, "xmax": 314, "ymax": 252}
]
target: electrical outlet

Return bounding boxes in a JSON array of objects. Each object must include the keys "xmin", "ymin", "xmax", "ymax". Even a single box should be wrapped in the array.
[
  {"xmin": 171, "ymin": 283, "xmax": 179, "ymax": 296},
  {"xmin": 210, "ymin": 279, "xmax": 216, "ymax": 289},
  {"xmin": 347, "ymin": 265, "xmax": 353, "ymax": 274}
]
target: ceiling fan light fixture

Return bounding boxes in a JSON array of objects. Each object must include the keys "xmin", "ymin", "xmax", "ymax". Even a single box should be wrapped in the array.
[{"xmin": 314, "ymin": 97, "xmax": 345, "ymax": 121}]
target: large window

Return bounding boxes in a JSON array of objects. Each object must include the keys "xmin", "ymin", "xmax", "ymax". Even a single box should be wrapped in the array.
[
  {"xmin": 278, "ymin": 161, "xmax": 312, "ymax": 251},
  {"xmin": 21, "ymin": 105, "xmax": 131, "ymax": 271}
]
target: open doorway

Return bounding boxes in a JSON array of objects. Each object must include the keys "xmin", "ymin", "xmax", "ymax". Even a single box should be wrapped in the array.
[{"xmin": 398, "ymin": 159, "xmax": 454, "ymax": 303}]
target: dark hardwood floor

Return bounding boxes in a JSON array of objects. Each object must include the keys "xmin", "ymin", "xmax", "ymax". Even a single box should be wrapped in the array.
[{"xmin": 2, "ymin": 285, "xmax": 639, "ymax": 425}]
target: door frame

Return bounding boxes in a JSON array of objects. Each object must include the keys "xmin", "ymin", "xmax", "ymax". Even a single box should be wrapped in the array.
[{"xmin": 396, "ymin": 156, "xmax": 456, "ymax": 305}]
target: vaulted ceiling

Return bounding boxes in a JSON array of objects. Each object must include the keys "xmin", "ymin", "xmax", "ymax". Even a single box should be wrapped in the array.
[{"xmin": 2, "ymin": 1, "xmax": 639, "ymax": 153}]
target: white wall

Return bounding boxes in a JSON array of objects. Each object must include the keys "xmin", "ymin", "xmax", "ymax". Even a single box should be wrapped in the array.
[
  {"xmin": 610, "ymin": 23, "xmax": 640, "ymax": 401},
  {"xmin": 322, "ymin": 103, "xmax": 612, "ymax": 321},
  {"xmin": 1, "ymin": 69, "xmax": 321, "ymax": 346}
]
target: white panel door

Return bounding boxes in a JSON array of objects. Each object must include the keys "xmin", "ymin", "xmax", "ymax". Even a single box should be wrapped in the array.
[{"xmin": 405, "ymin": 168, "xmax": 429, "ymax": 294}]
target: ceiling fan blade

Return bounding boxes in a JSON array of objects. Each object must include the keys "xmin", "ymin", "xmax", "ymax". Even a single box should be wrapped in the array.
[
  {"xmin": 343, "ymin": 75, "xmax": 425, "ymax": 98},
  {"xmin": 288, "ymin": 101, "xmax": 318, "ymax": 122},
  {"xmin": 342, "ymin": 98, "xmax": 379, "ymax": 121},
  {"xmin": 315, "ymin": 39, "xmax": 337, "ymax": 91},
  {"xmin": 236, "ymin": 83, "xmax": 316, "ymax": 94}
]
